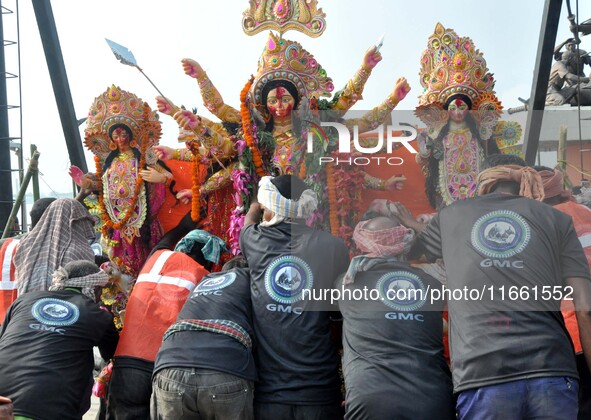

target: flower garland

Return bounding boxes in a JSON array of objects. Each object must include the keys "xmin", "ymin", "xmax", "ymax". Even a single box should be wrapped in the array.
[
  {"xmin": 325, "ymin": 161, "xmax": 339, "ymax": 237},
  {"xmin": 240, "ymin": 78, "xmax": 266, "ymax": 178},
  {"xmin": 95, "ymin": 142, "xmax": 146, "ymax": 237},
  {"xmin": 186, "ymin": 141, "xmax": 211, "ymax": 222},
  {"xmin": 191, "ymin": 163, "xmax": 206, "ymax": 222}
]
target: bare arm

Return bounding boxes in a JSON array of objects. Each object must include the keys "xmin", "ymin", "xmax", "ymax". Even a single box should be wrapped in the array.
[
  {"xmin": 244, "ymin": 202, "xmax": 263, "ymax": 227},
  {"xmin": 567, "ymin": 276, "xmax": 591, "ymax": 374}
]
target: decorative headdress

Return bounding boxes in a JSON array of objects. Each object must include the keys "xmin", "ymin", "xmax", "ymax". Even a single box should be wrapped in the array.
[
  {"xmin": 250, "ymin": 32, "xmax": 334, "ymax": 113},
  {"xmin": 84, "ymin": 85, "xmax": 162, "ymax": 165},
  {"xmin": 415, "ymin": 23, "xmax": 502, "ymax": 141},
  {"xmin": 242, "ymin": 0, "xmax": 326, "ymax": 38}
]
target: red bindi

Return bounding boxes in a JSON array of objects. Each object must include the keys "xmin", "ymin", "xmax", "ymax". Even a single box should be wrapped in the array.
[{"xmin": 275, "ymin": 86, "xmax": 287, "ymax": 100}]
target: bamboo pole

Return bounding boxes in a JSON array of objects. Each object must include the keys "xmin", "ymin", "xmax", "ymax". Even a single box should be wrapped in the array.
[
  {"xmin": 557, "ymin": 125, "xmax": 573, "ymax": 190},
  {"xmin": 1, "ymin": 150, "xmax": 40, "ymax": 239},
  {"xmin": 30, "ymin": 145, "xmax": 40, "ymax": 202}
]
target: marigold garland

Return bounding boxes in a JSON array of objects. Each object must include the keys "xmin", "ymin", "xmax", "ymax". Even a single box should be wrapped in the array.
[
  {"xmin": 325, "ymin": 162, "xmax": 339, "ymax": 236},
  {"xmin": 191, "ymin": 156, "xmax": 209, "ymax": 222},
  {"xmin": 95, "ymin": 139, "xmax": 147, "ymax": 236},
  {"xmin": 298, "ymin": 158, "xmax": 307, "ymax": 180},
  {"xmin": 240, "ymin": 78, "xmax": 266, "ymax": 178}
]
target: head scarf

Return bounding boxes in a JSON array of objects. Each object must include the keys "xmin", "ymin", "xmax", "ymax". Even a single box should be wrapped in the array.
[
  {"xmin": 343, "ymin": 220, "xmax": 416, "ymax": 285},
  {"xmin": 174, "ymin": 229, "xmax": 227, "ymax": 264},
  {"xmin": 14, "ymin": 199, "xmax": 95, "ymax": 294},
  {"xmin": 477, "ymin": 165, "xmax": 545, "ymax": 201},
  {"xmin": 50, "ymin": 261, "xmax": 109, "ymax": 301},
  {"xmin": 538, "ymin": 169, "xmax": 571, "ymax": 201},
  {"xmin": 352, "ymin": 220, "xmax": 414, "ymax": 258},
  {"xmin": 257, "ymin": 176, "xmax": 318, "ymax": 227}
]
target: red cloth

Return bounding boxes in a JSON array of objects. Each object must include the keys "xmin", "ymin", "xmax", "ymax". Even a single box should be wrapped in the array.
[
  {"xmin": 114, "ymin": 249, "xmax": 208, "ymax": 361},
  {"xmin": 0, "ymin": 238, "xmax": 19, "ymax": 324},
  {"xmin": 360, "ymin": 139, "xmax": 434, "ymax": 217},
  {"xmin": 157, "ymin": 160, "xmax": 193, "ymax": 234},
  {"xmin": 555, "ymin": 201, "xmax": 591, "ymax": 354},
  {"xmin": 539, "ymin": 169, "xmax": 570, "ymax": 200}
]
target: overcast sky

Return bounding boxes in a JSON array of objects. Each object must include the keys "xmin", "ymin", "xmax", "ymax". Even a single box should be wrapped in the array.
[{"xmin": 3, "ymin": 0, "xmax": 591, "ymax": 196}]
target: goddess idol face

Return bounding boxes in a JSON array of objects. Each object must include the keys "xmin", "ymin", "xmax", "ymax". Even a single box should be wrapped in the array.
[
  {"xmin": 447, "ymin": 98, "xmax": 470, "ymax": 124},
  {"xmin": 266, "ymin": 87, "xmax": 296, "ymax": 118},
  {"xmin": 111, "ymin": 127, "xmax": 131, "ymax": 152}
]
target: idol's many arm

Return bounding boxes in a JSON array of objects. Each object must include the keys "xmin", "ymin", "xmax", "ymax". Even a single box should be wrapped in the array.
[
  {"xmin": 332, "ymin": 46, "xmax": 382, "ymax": 111},
  {"xmin": 344, "ymin": 77, "xmax": 411, "ymax": 135},
  {"xmin": 181, "ymin": 58, "xmax": 241, "ymax": 124}
]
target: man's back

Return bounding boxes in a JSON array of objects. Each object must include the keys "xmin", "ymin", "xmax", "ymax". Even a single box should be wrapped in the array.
[
  {"xmin": 154, "ymin": 268, "xmax": 256, "ymax": 381},
  {"xmin": 240, "ymin": 222, "xmax": 349, "ymax": 405},
  {"xmin": 418, "ymin": 193, "xmax": 590, "ymax": 392},
  {"xmin": 338, "ymin": 260, "xmax": 454, "ymax": 419},
  {"xmin": 0, "ymin": 290, "xmax": 117, "ymax": 420}
]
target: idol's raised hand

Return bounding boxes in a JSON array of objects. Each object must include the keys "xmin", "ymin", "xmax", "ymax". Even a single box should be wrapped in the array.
[
  {"xmin": 392, "ymin": 77, "xmax": 411, "ymax": 102},
  {"xmin": 363, "ymin": 45, "xmax": 382, "ymax": 70},
  {"xmin": 181, "ymin": 58, "xmax": 206, "ymax": 79}
]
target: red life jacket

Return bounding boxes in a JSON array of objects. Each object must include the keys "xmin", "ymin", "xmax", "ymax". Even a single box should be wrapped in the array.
[
  {"xmin": 556, "ymin": 201, "xmax": 591, "ymax": 354},
  {"xmin": 114, "ymin": 249, "xmax": 209, "ymax": 361},
  {"xmin": 0, "ymin": 238, "xmax": 19, "ymax": 323}
]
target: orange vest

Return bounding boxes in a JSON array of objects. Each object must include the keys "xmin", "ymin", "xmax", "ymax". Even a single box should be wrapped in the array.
[
  {"xmin": 556, "ymin": 201, "xmax": 591, "ymax": 353},
  {"xmin": 0, "ymin": 238, "xmax": 19, "ymax": 323},
  {"xmin": 114, "ymin": 249, "xmax": 209, "ymax": 361}
]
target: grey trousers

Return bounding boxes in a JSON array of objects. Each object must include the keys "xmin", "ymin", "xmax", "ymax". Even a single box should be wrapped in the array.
[{"xmin": 151, "ymin": 367, "xmax": 254, "ymax": 420}]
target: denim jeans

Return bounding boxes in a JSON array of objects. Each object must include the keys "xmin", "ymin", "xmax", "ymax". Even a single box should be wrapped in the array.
[
  {"xmin": 457, "ymin": 376, "xmax": 579, "ymax": 420},
  {"xmin": 254, "ymin": 402, "xmax": 343, "ymax": 420},
  {"xmin": 107, "ymin": 366, "xmax": 152, "ymax": 420},
  {"xmin": 151, "ymin": 367, "xmax": 254, "ymax": 420}
]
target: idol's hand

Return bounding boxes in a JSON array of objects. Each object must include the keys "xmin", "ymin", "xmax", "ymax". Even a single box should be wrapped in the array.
[
  {"xmin": 363, "ymin": 45, "xmax": 382, "ymax": 70},
  {"xmin": 156, "ymin": 96, "xmax": 177, "ymax": 116},
  {"xmin": 153, "ymin": 145, "xmax": 174, "ymax": 161},
  {"xmin": 176, "ymin": 189, "xmax": 193, "ymax": 205},
  {"xmin": 139, "ymin": 168, "xmax": 168, "ymax": 184},
  {"xmin": 173, "ymin": 109, "xmax": 202, "ymax": 132},
  {"xmin": 384, "ymin": 174, "xmax": 406, "ymax": 191},
  {"xmin": 392, "ymin": 77, "xmax": 411, "ymax": 102},
  {"xmin": 181, "ymin": 58, "xmax": 206, "ymax": 79},
  {"xmin": 68, "ymin": 165, "xmax": 84, "ymax": 186}
]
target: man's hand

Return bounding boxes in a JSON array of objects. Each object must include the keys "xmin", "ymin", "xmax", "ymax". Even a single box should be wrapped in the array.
[
  {"xmin": 368, "ymin": 199, "xmax": 389, "ymax": 216},
  {"xmin": 566, "ymin": 276, "xmax": 591, "ymax": 375},
  {"xmin": 0, "ymin": 396, "xmax": 13, "ymax": 420},
  {"xmin": 244, "ymin": 202, "xmax": 264, "ymax": 227},
  {"xmin": 392, "ymin": 202, "xmax": 427, "ymax": 233}
]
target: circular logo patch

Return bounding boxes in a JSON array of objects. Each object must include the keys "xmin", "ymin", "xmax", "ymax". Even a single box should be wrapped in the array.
[
  {"xmin": 194, "ymin": 272, "xmax": 237, "ymax": 293},
  {"xmin": 264, "ymin": 256, "xmax": 313, "ymax": 304},
  {"xmin": 471, "ymin": 210, "xmax": 531, "ymax": 258},
  {"xmin": 31, "ymin": 298, "xmax": 79, "ymax": 326},
  {"xmin": 377, "ymin": 271, "xmax": 426, "ymax": 311}
]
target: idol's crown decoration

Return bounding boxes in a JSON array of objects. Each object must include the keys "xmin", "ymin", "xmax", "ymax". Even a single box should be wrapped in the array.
[
  {"xmin": 242, "ymin": 0, "xmax": 326, "ymax": 38},
  {"xmin": 251, "ymin": 32, "xmax": 334, "ymax": 108}
]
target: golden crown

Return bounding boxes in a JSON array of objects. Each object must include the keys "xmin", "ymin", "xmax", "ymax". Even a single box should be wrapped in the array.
[
  {"xmin": 416, "ymin": 23, "xmax": 503, "ymax": 141},
  {"xmin": 250, "ymin": 32, "xmax": 334, "ymax": 108},
  {"xmin": 242, "ymin": 0, "xmax": 326, "ymax": 38},
  {"xmin": 418, "ymin": 23, "xmax": 501, "ymax": 111},
  {"xmin": 84, "ymin": 85, "xmax": 161, "ymax": 163}
]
